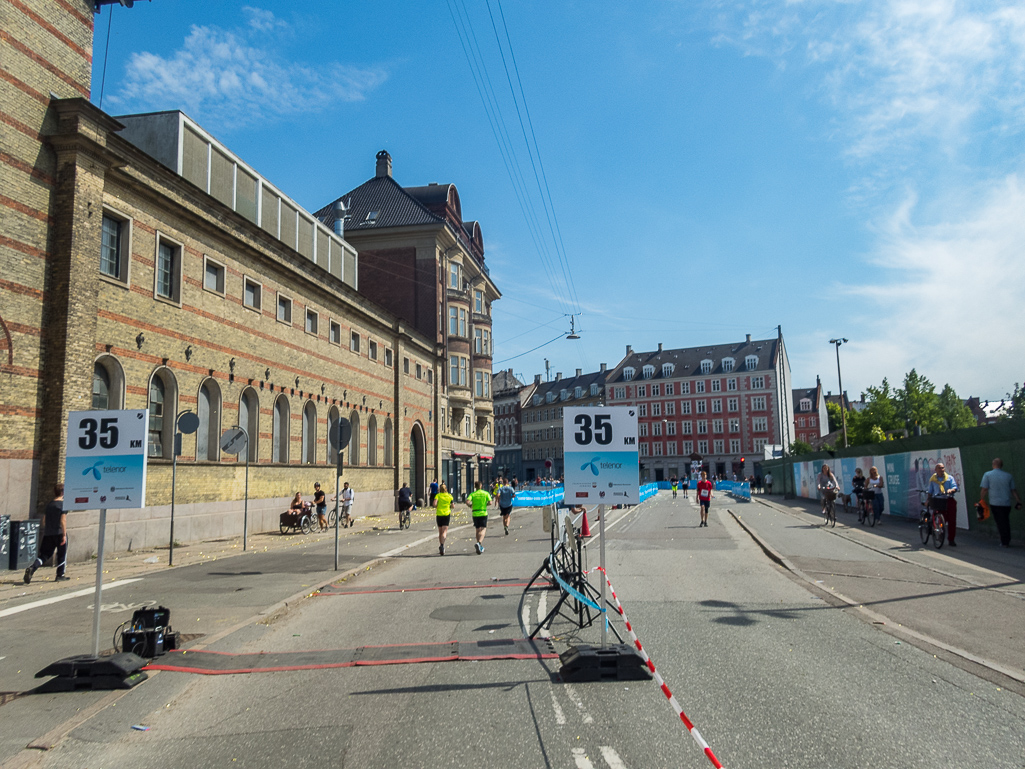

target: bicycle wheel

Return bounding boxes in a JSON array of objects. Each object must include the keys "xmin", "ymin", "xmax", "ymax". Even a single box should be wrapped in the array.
[
  {"xmin": 300, "ymin": 515, "xmax": 313, "ymax": 535},
  {"xmin": 932, "ymin": 514, "xmax": 945, "ymax": 549},
  {"xmin": 327, "ymin": 509, "xmax": 337, "ymax": 527},
  {"xmin": 919, "ymin": 515, "xmax": 931, "ymax": 544},
  {"xmin": 280, "ymin": 521, "xmax": 289, "ymax": 535},
  {"xmin": 829, "ymin": 501, "xmax": 836, "ymax": 527},
  {"xmin": 867, "ymin": 504, "xmax": 877, "ymax": 527}
]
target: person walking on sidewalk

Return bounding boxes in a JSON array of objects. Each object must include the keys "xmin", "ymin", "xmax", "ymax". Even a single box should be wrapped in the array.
[
  {"xmin": 928, "ymin": 462, "xmax": 960, "ymax": 547},
  {"xmin": 313, "ymin": 482, "xmax": 328, "ymax": 531},
  {"xmin": 696, "ymin": 471, "xmax": 713, "ymax": 527},
  {"xmin": 466, "ymin": 480, "xmax": 492, "ymax": 554},
  {"xmin": 429, "ymin": 478, "xmax": 439, "ymax": 507},
  {"xmin": 434, "ymin": 483, "xmax": 454, "ymax": 555},
  {"xmin": 497, "ymin": 478, "xmax": 516, "ymax": 535},
  {"xmin": 764, "ymin": 472, "xmax": 773, "ymax": 495},
  {"xmin": 980, "ymin": 458, "xmax": 1022, "ymax": 548},
  {"xmin": 867, "ymin": 466, "xmax": 885, "ymax": 524},
  {"xmin": 24, "ymin": 483, "xmax": 69, "ymax": 584}
]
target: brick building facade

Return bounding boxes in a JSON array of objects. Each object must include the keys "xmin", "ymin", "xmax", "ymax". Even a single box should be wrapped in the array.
[
  {"xmin": 0, "ymin": 1, "xmax": 439, "ymax": 559},
  {"xmin": 793, "ymin": 378, "xmax": 829, "ymax": 446}
]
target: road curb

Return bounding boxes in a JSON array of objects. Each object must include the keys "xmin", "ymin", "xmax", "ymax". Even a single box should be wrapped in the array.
[{"xmin": 728, "ymin": 509, "xmax": 1025, "ymax": 687}]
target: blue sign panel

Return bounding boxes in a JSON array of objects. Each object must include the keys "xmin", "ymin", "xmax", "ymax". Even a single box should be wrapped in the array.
[{"xmin": 64, "ymin": 409, "xmax": 149, "ymax": 511}]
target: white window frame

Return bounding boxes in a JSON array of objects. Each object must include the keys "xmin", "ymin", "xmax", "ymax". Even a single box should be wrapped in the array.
[
  {"xmin": 753, "ymin": 416, "xmax": 768, "ymax": 432},
  {"xmin": 681, "ymin": 401, "xmax": 692, "ymax": 415},
  {"xmin": 696, "ymin": 381, "xmax": 706, "ymax": 394}
]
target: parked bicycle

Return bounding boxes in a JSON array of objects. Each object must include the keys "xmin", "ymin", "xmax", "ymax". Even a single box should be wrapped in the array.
[
  {"xmin": 822, "ymin": 488, "xmax": 837, "ymax": 528},
  {"xmin": 857, "ymin": 489, "xmax": 876, "ymax": 527},
  {"xmin": 918, "ymin": 491, "xmax": 947, "ymax": 549}
]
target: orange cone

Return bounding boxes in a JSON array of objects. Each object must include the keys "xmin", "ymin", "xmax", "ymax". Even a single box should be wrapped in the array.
[{"xmin": 580, "ymin": 510, "xmax": 591, "ymax": 537}]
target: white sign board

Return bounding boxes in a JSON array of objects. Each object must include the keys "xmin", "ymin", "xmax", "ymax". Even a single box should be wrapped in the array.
[
  {"xmin": 64, "ymin": 409, "xmax": 148, "ymax": 510},
  {"xmin": 563, "ymin": 406, "xmax": 639, "ymax": 504}
]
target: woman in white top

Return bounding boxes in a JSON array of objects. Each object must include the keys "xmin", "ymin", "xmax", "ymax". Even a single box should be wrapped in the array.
[
  {"xmin": 816, "ymin": 465, "xmax": 838, "ymax": 514},
  {"xmin": 867, "ymin": 467, "xmax": 885, "ymax": 524}
]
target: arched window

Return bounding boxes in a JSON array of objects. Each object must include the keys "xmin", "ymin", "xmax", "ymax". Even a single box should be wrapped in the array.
[
  {"xmin": 93, "ymin": 355, "xmax": 125, "ymax": 409},
  {"xmin": 272, "ymin": 395, "xmax": 289, "ymax": 463},
  {"xmin": 383, "ymin": 418, "xmax": 393, "ymax": 465},
  {"xmin": 367, "ymin": 415, "xmax": 378, "ymax": 466},
  {"xmin": 348, "ymin": 411, "xmax": 360, "ymax": 466},
  {"xmin": 301, "ymin": 401, "xmax": 316, "ymax": 464},
  {"xmin": 148, "ymin": 368, "xmax": 178, "ymax": 458},
  {"xmin": 196, "ymin": 378, "xmax": 221, "ymax": 461},
  {"xmin": 327, "ymin": 406, "xmax": 340, "ymax": 465},
  {"xmin": 239, "ymin": 388, "xmax": 259, "ymax": 462}
]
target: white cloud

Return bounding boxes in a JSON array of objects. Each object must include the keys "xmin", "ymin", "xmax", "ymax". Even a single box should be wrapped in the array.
[
  {"xmin": 243, "ymin": 6, "xmax": 286, "ymax": 33},
  {"xmin": 111, "ymin": 15, "xmax": 387, "ymax": 129},
  {"xmin": 797, "ymin": 175, "xmax": 1025, "ymax": 398}
]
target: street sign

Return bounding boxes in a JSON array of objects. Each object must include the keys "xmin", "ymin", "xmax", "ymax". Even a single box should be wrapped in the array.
[
  {"xmin": 64, "ymin": 409, "xmax": 148, "ymax": 511},
  {"xmin": 563, "ymin": 406, "xmax": 639, "ymax": 504},
  {"xmin": 219, "ymin": 427, "xmax": 247, "ymax": 455},
  {"xmin": 336, "ymin": 417, "xmax": 352, "ymax": 450}
]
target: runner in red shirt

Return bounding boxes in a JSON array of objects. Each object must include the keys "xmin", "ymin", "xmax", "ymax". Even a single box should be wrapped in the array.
[{"xmin": 696, "ymin": 471, "xmax": 714, "ymax": 528}]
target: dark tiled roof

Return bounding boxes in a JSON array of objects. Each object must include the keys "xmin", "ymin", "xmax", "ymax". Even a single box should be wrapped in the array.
[
  {"xmin": 792, "ymin": 386, "xmax": 820, "ymax": 411},
  {"xmin": 492, "ymin": 369, "xmax": 524, "ymax": 394},
  {"xmin": 404, "ymin": 184, "xmax": 453, "ymax": 209},
  {"xmin": 314, "ymin": 176, "xmax": 444, "ymax": 232},
  {"xmin": 606, "ymin": 338, "xmax": 778, "ymax": 383},
  {"xmin": 525, "ymin": 370, "xmax": 608, "ymax": 406}
]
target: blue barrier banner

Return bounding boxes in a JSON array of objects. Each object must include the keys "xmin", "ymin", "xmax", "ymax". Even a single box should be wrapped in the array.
[
  {"xmin": 639, "ymin": 483, "xmax": 658, "ymax": 502},
  {"xmin": 714, "ymin": 480, "xmax": 751, "ymax": 500},
  {"xmin": 512, "ymin": 488, "xmax": 565, "ymax": 507}
]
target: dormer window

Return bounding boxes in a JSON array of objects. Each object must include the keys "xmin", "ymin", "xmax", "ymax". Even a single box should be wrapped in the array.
[
  {"xmin": 546, "ymin": 391, "xmax": 556, "ymax": 403},
  {"xmin": 700, "ymin": 359, "xmax": 713, "ymax": 375},
  {"xmin": 722, "ymin": 357, "xmax": 735, "ymax": 372},
  {"xmin": 560, "ymin": 389, "xmax": 569, "ymax": 401},
  {"xmin": 623, "ymin": 367, "xmax": 635, "ymax": 381},
  {"xmin": 662, "ymin": 363, "xmax": 675, "ymax": 377},
  {"xmin": 642, "ymin": 365, "xmax": 655, "ymax": 379},
  {"xmin": 532, "ymin": 394, "xmax": 542, "ymax": 406},
  {"xmin": 745, "ymin": 355, "xmax": 758, "ymax": 370},
  {"xmin": 590, "ymin": 383, "xmax": 600, "ymax": 396},
  {"xmin": 574, "ymin": 386, "xmax": 583, "ymax": 398},
  {"xmin": 365, "ymin": 211, "xmax": 379, "ymax": 223},
  {"xmin": 800, "ymin": 398, "xmax": 812, "ymax": 412}
]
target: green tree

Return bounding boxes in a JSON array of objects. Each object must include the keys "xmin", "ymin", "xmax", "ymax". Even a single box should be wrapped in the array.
[
  {"xmin": 826, "ymin": 401, "xmax": 843, "ymax": 433},
  {"xmin": 789, "ymin": 440, "xmax": 814, "ymax": 456},
  {"xmin": 847, "ymin": 378, "xmax": 900, "ymax": 445},
  {"xmin": 895, "ymin": 369, "xmax": 944, "ymax": 434},
  {"xmin": 937, "ymin": 384, "xmax": 976, "ymax": 430},
  {"xmin": 1004, "ymin": 384, "xmax": 1025, "ymax": 421}
]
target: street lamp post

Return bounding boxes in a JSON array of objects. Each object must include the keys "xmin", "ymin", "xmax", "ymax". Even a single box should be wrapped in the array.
[{"xmin": 829, "ymin": 338, "xmax": 849, "ymax": 448}]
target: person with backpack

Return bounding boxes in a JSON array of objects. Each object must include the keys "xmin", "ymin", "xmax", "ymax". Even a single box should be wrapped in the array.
[{"xmin": 496, "ymin": 478, "xmax": 516, "ymax": 535}]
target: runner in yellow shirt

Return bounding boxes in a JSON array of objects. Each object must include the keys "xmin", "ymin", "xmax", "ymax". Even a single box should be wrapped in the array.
[
  {"xmin": 433, "ymin": 483, "xmax": 455, "ymax": 556},
  {"xmin": 466, "ymin": 480, "xmax": 492, "ymax": 554}
]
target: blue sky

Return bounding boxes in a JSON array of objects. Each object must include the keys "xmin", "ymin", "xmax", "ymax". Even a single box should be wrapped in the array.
[{"xmin": 91, "ymin": 1, "xmax": 1025, "ymax": 401}]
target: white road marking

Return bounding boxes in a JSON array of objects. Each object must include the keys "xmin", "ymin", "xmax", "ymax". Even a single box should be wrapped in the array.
[
  {"xmin": 563, "ymin": 683, "xmax": 594, "ymax": 724},
  {"xmin": 549, "ymin": 688, "xmax": 567, "ymax": 725},
  {"xmin": 600, "ymin": 745, "xmax": 628, "ymax": 769},
  {"xmin": 521, "ymin": 601, "xmax": 531, "ymax": 635},
  {"xmin": 572, "ymin": 747, "xmax": 596, "ymax": 769},
  {"xmin": 536, "ymin": 589, "xmax": 550, "ymax": 638},
  {"xmin": 0, "ymin": 578, "xmax": 143, "ymax": 619}
]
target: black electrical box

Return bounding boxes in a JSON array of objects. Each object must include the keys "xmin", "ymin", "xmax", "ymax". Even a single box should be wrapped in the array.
[
  {"xmin": 121, "ymin": 605, "xmax": 174, "ymax": 658},
  {"xmin": 9, "ymin": 519, "xmax": 40, "ymax": 570},
  {"xmin": 0, "ymin": 515, "xmax": 9, "ymax": 565}
]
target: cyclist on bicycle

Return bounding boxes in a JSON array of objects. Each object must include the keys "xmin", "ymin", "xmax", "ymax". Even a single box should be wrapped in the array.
[
  {"xmin": 397, "ymin": 483, "xmax": 413, "ymax": 529},
  {"xmin": 928, "ymin": 463, "xmax": 959, "ymax": 547},
  {"xmin": 817, "ymin": 464, "xmax": 838, "ymax": 516},
  {"xmin": 851, "ymin": 468, "xmax": 867, "ymax": 520}
]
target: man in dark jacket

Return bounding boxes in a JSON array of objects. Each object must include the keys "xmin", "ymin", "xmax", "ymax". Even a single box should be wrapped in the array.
[{"xmin": 25, "ymin": 483, "xmax": 69, "ymax": 584}]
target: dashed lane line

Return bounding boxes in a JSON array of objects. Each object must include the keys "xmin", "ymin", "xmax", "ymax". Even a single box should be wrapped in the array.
[{"xmin": 0, "ymin": 578, "xmax": 143, "ymax": 619}]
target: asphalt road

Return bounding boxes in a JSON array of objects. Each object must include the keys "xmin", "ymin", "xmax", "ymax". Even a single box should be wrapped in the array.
[{"xmin": 4, "ymin": 493, "xmax": 1025, "ymax": 768}]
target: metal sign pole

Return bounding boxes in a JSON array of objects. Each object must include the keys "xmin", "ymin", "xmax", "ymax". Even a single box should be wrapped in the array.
[
  {"xmin": 169, "ymin": 441, "xmax": 178, "ymax": 567},
  {"xmin": 242, "ymin": 429, "xmax": 249, "ymax": 551},
  {"xmin": 91, "ymin": 508, "xmax": 107, "ymax": 657},
  {"xmin": 599, "ymin": 503, "xmax": 607, "ymax": 648},
  {"xmin": 334, "ymin": 450, "xmax": 343, "ymax": 571}
]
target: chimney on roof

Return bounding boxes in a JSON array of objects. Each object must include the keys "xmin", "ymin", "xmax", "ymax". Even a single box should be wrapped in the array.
[
  {"xmin": 555, "ymin": 372, "xmax": 562, "ymax": 381},
  {"xmin": 332, "ymin": 199, "xmax": 346, "ymax": 237},
  {"xmin": 600, "ymin": 363, "xmax": 607, "ymax": 372},
  {"xmin": 657, "ymin": 342, "xmax": 663, "ymax": 353},
  {"xmin": 508, "ymin": 368, "xmax": 513, "ymax": 375},
  {"xmin": 746, "ymin": 334, "xmax": 752, "ymax": 344},
  {"xmin": 534, "ymin": 374, "xmax": 541, "ymax": 385},
  {"xmin": 375, "ymin": 150, "xmax": 392, "ymax": 178},
  {"xmin": 626, "ymin": 345, "xmax": 633, "ymax": 356},
  {"xmin": 816, "ymin": 375, "xmax": 821, "ymax": 385},
  {"xmin": 576, "ymin": 368, "xmax": 582, "ymax": 377}
]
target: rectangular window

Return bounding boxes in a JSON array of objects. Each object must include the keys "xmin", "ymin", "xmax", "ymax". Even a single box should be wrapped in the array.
[
  {"xmin": 244, "ymin": 277, "xmax": 262, "ymax": 310},
  {"xmin": 640, "ymin": 423, "xmax": 649, "ymax": 438},
  {"xmin": 698, "ymin": 440, "xmax": 708, "ymax": 454},
  {"xmin": 427, "ymin": 369, "xmax": 433, "ymax": 384},
  {"xmin": 651, "ymin": 402, "xmax": 661, "ymax": 417},
  {"xmin": 277, "ymin": 295, "xmax": 292, "ymax": 324},
  {"xmin": 714, "ymin": 439, "xmax": 724, "ymax": 454},
  {"xmin": 652, "ymin": 421, "xmax": 662, "ymax": 436},
  {"xmin": 155, "ymin": 237, "xmax": 181, "ymax": 302},
  {"xmin": 474, "ymin": 289, "xmax": 484, "ymax": 313},
  {"xmin": 667, "ymin": 441, "xmax": 677, "ymax": 455},
  {"xmin": 369, "ymin": 340, "xmax": 378, "ymax": 360},
  {"xmin": 100, "ymin": 213, "xmax": 128, "ymax": 282},
  {"xmin": 474, "ymin": 328, "xmax": 483, "ymax": 354},
  {"xmin": 682, "ymin": 421, "xmax": 693, "ymax": 434},
  {"xmin": 404, "ymin": 357, "xmax": 410, "ymax": 375},
  {"xmin": 203, "ymin": 257, "xmax": 225, "ymax": 295},
  {"xmin": 696, "ymin": 381, "xmax": 706, "ymax": 394},
  {"xmin": 681, "ymin": 401, "xmax": 692, "ymax": 415},
  {"xmin": 729, "ymin": 418, "xmax": 740, "ymax": 432},
  {"xmin": 754, "ymin": 438, "xmax": 768, "ymax": 451},
  {"xmin": 727, "ymin": 378, "xmax": 737, "ymax": 391},
  {"xmin": 798, "ymin": 417, "xmax": 806, "ymax": 427},
  {"xmin": 752, "ymin": 396, "xmax": 767, "ymax": 411},
  {"xmin": 728, "ymin": 397, "xmax": 739, "ymax": 412},
  {"xmin": 329, "ymin": 321, "xmax": 341, "ymax": 345},
  {"xmin": 450, "ymin": 355, "xmax": 458, "ymax": 385},
  {"xmin": 459, "ymin": 309, "xmax": 467, "ymax": 337},
  {"xmin": 305, "ymin": 309, "xmax": 318, "ymax": 335},
  {"xmin": 696, "ymin": 400, "xmax": 707, "ymax": 414},
  {"xmin": 449, "ymin": 307, "xmax": 458, "ymax": 335},
  {"xmin": 385, "ymin": 349, "xmax": 393, "ymax": 367},
  {"xmin": 460, "ymin": 357, "xmax": 468, "ymax": 387},
  {"xmin": 449, "ymin": 262, "xmax": 460, "ymax": 289},
  {"xmin": 697, "ymin": 420, "xmax": 708, "ymax": 434},
  {"xmin": 712, "ymin": 399, "xmax": 722, "ymax": 413},
  {"xmin": 751, "ymin": 376, "xmax": 765, "ymax": 389},
  {"xmin": 665, "ymin": 401, "xmax": 675, "ymax": 415},
  {"xmin": 651, "ymin": 384, "xmax": 660, "ymax": 397},
  {"xmin": 416, "ymin": 362, "xmax": 422, "ymax": 379},
  {"xmin": 753, "ymin": 417, "xmax": 768, "ymax": 432},
  {"xmin": 665, "ymin": 383, "xmax": 674, "ymax": 396},
  {"xmin": 810, "ymin": 417, "xmax": 817, "ymax": 427},
  {"xmin": 637, "ymin": 385, "xmax": 646, "ymax": 398},
  {"xmin": 639, "ymin": 404, "xmax": 647, "ymax": 417},
  {"xmin": 681, "ymin": 382, "xmax": 690, "ymax": 395},
  {"xmin": 640, "ymin": 443, "xmax": 649, "ymax": 457},
  {"xmin": 614, "ymin": 386, "xmax": 625, "ymax": 399},
  {"xmin": 350, "ymin": 331, "xmax": 360, "ymax": 353},
  {"xmin": 666, "ymin": 421, "xmax": 676, "ymax": 435},
  {"xmin": 730, "ymin": 439, "xmax": 741, "ymax": 454},
  {"xmin": 683, "ymin": 440, "xmax": 693, "ymax": 455},
  {"xmin": 713, "ymin": 419, "xmax": 724, "ymax": 433},
  {"xmin": 475, "ymin": 371, "xmax": 486, "ymax": 397},
  {"xmin": 711, "ymin": 379, "xmax": 721, "ymax": 392},
  {"xmin": 653, "ymin": 442, "xmax": 663, "ymax": 456}
]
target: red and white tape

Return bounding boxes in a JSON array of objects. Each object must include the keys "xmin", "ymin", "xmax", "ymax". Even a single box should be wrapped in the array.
[{"xmin": 591, "ymin": 566, "xmax": 724, "ymax": 769}]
